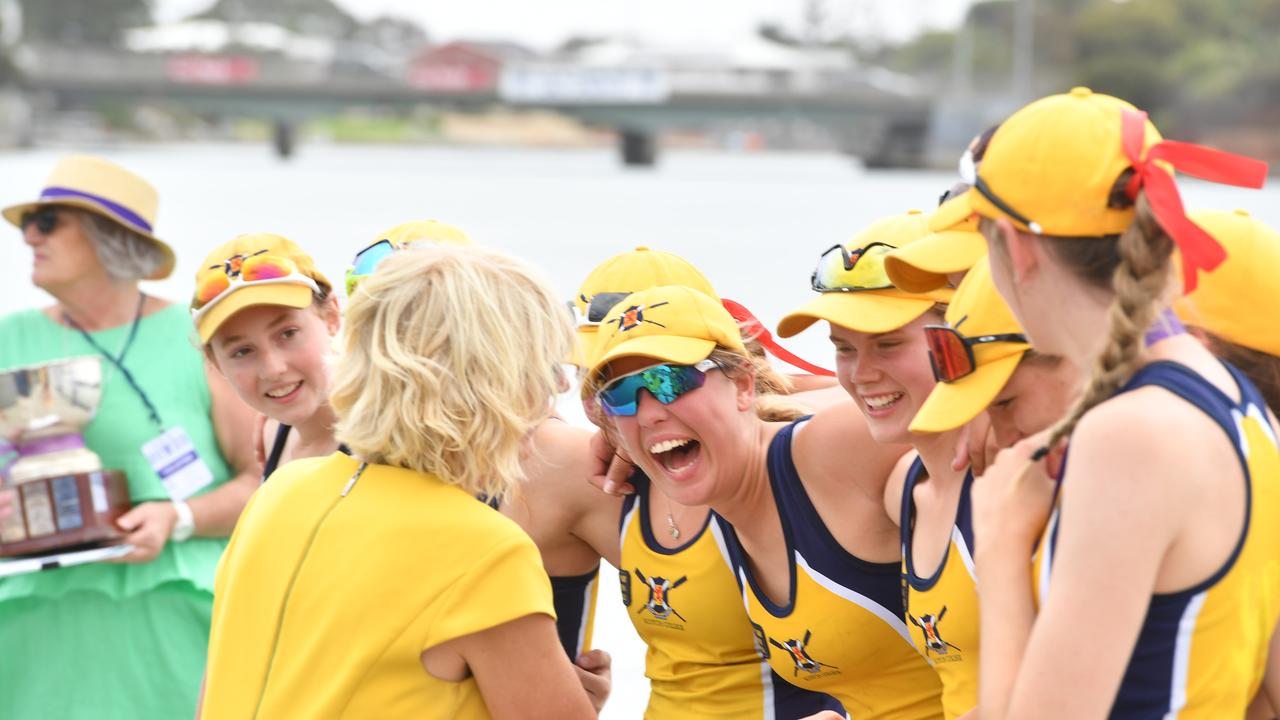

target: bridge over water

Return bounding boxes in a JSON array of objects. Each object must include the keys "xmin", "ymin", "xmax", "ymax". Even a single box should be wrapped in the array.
[{"xmin": 16, "ymin": 44, "xmax": 931, "ymax": 167}]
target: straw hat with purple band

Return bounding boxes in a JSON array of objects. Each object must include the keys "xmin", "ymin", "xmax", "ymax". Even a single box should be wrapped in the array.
[{"xmin": 3, "ymin": 155, "xmax": 175, "ymax": 280}]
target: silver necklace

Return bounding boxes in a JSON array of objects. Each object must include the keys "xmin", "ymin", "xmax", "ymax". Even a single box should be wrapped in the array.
[{"xmin": 666, "ymin": 503, "xmax": 681, "ymax": 540}]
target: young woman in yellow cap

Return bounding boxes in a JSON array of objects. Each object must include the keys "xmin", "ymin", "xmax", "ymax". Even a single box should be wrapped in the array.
[
  {"xmin": 936, "ymin": 88, "xmax": 1280, "ymax": 719},
  {"xmin": 0, "ymin": 155, "xmax": 260, "ymax": 720},
  {"xmin": 499, "ymin": 245, "xmax": 837, "ymax": 718},
  {"xmin": 218, "ymin": 220, "xmax": 475, "ymax": 480},
  {"xmin": 192, "ymin": 233, "xmax": 344, "ymax": 479},
  {"xmin": 574, "ymin": 246, "xmax": 860, "ymax": 720},
  {"xmin": 774, "ymin": 210, "xmax": 992, "ymax": 719},
  {"xmin": 588, "ymin": 273, "xmax": 945, "ymax": 717},
  {"xmin": 200, "ymin": 243, "xmax": 596, "ymax": 720},
  {"xmin": 893, "ymin": 207, "xmax": 1280, "ymax": 716},
  {"xmin": 882, "ymin": 255, "xmax": 1075, "ymax": 719}
]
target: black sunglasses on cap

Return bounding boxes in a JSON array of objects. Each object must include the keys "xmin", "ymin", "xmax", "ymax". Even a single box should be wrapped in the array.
[
  {"xmin": 568, "ymin": 291, "xmax": 632, "ymax": 328},
  {"xmin": 20, "ymin": 207, "xmax": 59, "ymax": 235}
]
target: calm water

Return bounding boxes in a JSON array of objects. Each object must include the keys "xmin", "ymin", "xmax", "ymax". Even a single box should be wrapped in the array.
[{"xmin": 2, "ymin": 143, "xmax": 1276, "ymax": 717}]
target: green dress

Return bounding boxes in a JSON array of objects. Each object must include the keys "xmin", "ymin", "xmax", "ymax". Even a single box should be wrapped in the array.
[{"xmin": 0, "ymin": 304, "xmax": 234, "ymax": 719}]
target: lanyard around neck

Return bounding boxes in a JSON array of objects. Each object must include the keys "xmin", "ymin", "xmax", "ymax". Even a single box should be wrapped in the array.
[{"xmin": 63, "ymin": 293, "xmax": 164, "ymax": 429}]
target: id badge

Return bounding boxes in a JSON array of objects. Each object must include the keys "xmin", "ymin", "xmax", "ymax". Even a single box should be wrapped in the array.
[{"xmin": 141, "ymin": 427, "xmax": 214, "ymax": 501}]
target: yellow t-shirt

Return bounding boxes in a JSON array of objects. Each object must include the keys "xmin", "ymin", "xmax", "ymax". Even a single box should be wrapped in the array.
[{"xmin": 201, "ymin": 453, "xmax": 555, "ymax": 720}]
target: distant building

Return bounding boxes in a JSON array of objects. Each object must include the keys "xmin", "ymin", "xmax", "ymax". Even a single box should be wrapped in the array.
[{"xmin": 407, "ymin": 41, "xmax": 536, "ymax": 93}]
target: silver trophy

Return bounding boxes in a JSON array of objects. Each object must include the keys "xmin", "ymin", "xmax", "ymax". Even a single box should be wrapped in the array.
[{"xmin": 0, "ymin": 357, "xmax": 131, "ymax": 557}]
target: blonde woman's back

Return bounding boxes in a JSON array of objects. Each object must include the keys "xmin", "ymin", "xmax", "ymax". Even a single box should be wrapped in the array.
[{"xmin": 202, "ymin": 453, "xmax": 552, "ymax": 719}]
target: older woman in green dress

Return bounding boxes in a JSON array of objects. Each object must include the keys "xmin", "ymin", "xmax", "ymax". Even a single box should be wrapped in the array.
[{"xmin": 0, "ymin": 155, "xmax": 259, "ymax": 719}]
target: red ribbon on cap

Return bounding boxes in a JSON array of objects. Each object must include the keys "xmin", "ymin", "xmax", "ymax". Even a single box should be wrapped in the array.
[
  {"xmin": 720, "ymin": 298, "xmax": 835, "ymax": 377},
  {"xmin": 1120, "ymin": 109, "xmax": 1268, "ymax": 293}
]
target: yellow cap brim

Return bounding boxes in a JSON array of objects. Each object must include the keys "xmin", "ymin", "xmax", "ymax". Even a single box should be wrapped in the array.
[
  {"xmin": 929, "ymin": 191, "xmax": 976, "ymax": 233},
  {"xmin": 884, "ymin": 230, "xmax": 988, "ymax": 293},
  {"xmin": 777, "ymin": 288, "xmax": 953, "ymax": 338},
  {"xmin": 588, "ymin": 336, "xmax": 717, "ymax": 385},
  {"xmin": 4, "ymin": 198, "xmax": 176, "ymax": 280},
  {"xmin": 909, "ymin": 351, "xmax": 1025, "ymax": 433},
  {"xmin": 568, "ymin": 326, "xmax": 599, "ymax": 368},
  {"xmin": 196, "ymin": 284, "xmax": 315, "ymax": 344}
]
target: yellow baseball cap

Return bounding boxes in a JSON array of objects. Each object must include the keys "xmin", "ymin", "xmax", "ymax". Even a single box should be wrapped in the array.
[
  {"xmin": 884, "ymin": 209, "xmax": 986, "ymax": 293},
  {"xmin": 930, "ymin": 88, "xmax": 1158, "ymax": 238},
  {"xmin": 932, "ymin": 87, "xmax": 1267, "ymax": 294},
  {"xmin": 572, "ymin": 247, "xmax": 718, "ymax": 367},
  {"xmin": 910, "ymin": 257, "xmax": 1031, "ymax": 433},
  {"xmin": 192, "ymin": 233, "xmax": 332, "ymax": 344},
  {"xmin": 777, "ymin": 210, "xmax": 954, "ymax": 338},
  {"xmin": 587, "ymin": 285, "xmax": 743, "ymax": 385},
  {"xmin": 346, "ymin": 220, "xmax": 471, "ymax": 297},
  {"xmin": 377, "ymin": 219, "xmax": 471, "ymax": 247},
  {"xmin": 1175, "ymin": 209, "xmax": 1280, "ymax": 357}
]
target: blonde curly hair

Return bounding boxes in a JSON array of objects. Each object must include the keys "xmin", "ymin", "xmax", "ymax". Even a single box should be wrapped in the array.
[{"xmin": 331, "ymin": 244, "xmax": 574, "ymax": 500}]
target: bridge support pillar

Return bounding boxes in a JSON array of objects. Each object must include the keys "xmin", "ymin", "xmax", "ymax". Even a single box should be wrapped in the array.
[
  {"xmin": 618, "ymin": 129, "xmax": 657, "ymax": 167},
  {"xmin": 272, "ymin": 118, "xmax": 296, "ymax": 160}
]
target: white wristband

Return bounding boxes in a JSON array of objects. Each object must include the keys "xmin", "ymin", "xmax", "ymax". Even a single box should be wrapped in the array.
[{"xmin": 170, "ymin": 499, "xmax": 195, "ymax": 543}]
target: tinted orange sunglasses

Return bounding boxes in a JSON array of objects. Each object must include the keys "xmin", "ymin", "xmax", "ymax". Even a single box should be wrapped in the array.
[{"xmin": 191, "ymin": 250, "xmax": 318, "ymax": 323}]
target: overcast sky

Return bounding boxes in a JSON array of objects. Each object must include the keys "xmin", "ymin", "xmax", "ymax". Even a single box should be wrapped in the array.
[{"xmin": 155, "ymin": 0, "xmax": 973, "ymax": 50}]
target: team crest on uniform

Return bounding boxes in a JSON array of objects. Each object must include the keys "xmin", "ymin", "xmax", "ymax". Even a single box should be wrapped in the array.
[
  {"xmin": 769, "ymin": 630, "xmax": 840, "ymax": 677},
  {"xmin": 634, "ymin": 569, "xmax": 687, "ymax": 622},
  {"xmin": 909, "ymin": 606, "xmax": 962, "ymax": 656},
  {"xmin": 611, "ymin": 302, "xmax": 669, "ymax": 332}
]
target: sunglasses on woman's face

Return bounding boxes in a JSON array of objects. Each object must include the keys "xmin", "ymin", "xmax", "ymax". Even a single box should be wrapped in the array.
[
  {"xmin": 597, "ymin": 359, "xmax": 721, "ymax": 417},
  {"xmin": 924, "ymin": 324, "xmax": 1028, "ymax": 382},
  {"xmin": 20, "ymin": 208, "xmax": 59, "ymax": 235}
]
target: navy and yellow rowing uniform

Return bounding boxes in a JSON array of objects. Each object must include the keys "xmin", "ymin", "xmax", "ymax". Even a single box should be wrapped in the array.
[
  {"xmin": 620, "ymin": 472, "xmax": 844, "ymax": 719},
  {"xmin": 900, "ymin": 460, "xmax": 978, "ymax": 719},
  {"xmin": 551, "ymin": 566, "xmax": 600, "ymax": 659},
  {"xmin": 721, "ymin": 420, "xmax": 944, "ymax": 718},
  {"xmin": 1034, "ymin": 361, "xmax": 1280, "ymax": 718}
]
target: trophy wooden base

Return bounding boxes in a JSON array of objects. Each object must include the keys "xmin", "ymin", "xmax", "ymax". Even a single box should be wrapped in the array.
[{"xmin": 0, "ymin": 470, "xmax": 131, "ymax": 558}]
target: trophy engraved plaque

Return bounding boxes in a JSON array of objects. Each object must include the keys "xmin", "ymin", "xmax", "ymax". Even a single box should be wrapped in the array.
[{"xmin": 0, "ymin": 357, "xmax": 131, "ymax": 558}]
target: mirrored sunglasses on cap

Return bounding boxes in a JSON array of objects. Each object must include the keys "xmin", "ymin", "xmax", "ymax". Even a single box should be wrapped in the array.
[
  {"xmin": 345, "ymin": 238, "xmax": 400, "ymax": 295},
  {"xmin": 597, "ymin": 359, "xmax": 720, "ymax": 417},
  {"xmin": 924, "ymin": 324, "xmax": 1028, "ymax": 382},
  {"xmin": 568, "ymin": 291, "xmax": 631, "ymax": 328},
  {"xmin": 811, "ymin": 241, "xmax": 897, "ymax": 293},
  {"xmin": 192, "ymin": 250, "xmax": 319, "ymax": 323},
  {"xmin": 347, "ymin": 236, "xmax": 445, "ymax": 295}
]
